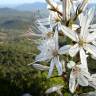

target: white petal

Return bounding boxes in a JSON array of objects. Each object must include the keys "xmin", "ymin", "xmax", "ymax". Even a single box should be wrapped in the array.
[
  {"xmin": 91, "ymin": 55, "xmax": 96, "ymax": 60},
  {"xmin": 32, "ymin": 64, "xmax": 49, "ymax": 71},
  {"xmin": 72, "ymin": 1, "xmax": 79, "ymax": 12},
  {"xmin": 48, "ymin": 58, "xmax": 55, "ymax": 78},
  {"xmin": 53, "ymin": 30, "xmax": 59, "ymax": 50},
  {"xmin": 69, "ymin": 71, "xmax": 77, "ymax": 93},
  {"xmin": 80, "ymin": 8, "xmax": 95, "ymax": 39},
  {"xmin": 66, "ymin": 0, "xmax": 72, "ymax": 20},
  {"xmin": 67, "ymin": 61, "xmax": 76, "ymax": 69},
  {"xmin": 47, "ymin": 39, "xmax": 56, "ymax": 51},
  {"xmin": 92, "ymin": 40, "xmax": 96, "ymax": 46},
  {"xmin": 61, "ymin": 25, "xmax": 79, "ymax": 41},
  {"xmin": 79, "ymin": 13, "xmax": 88, "ymax": 39},
  {"xmin": 35, "ymin": 53, "xmax": 48, "ymax": 61},
  {"xmin": 59, "ymin": 45, "xmax": 71, "ymax": 55},
  {"xmin": 89, "ymin": 81, "xmax": 96, "ymax": 89},
  {"xmin": 49, "ymin": 11, "xmax": 57, "ymax": 28},
  {"xmin": 80, "ymin": 69, "xmax": 91, "ymax": 79},
  {"xmin": 37, "ymin": 39, "xmax": 53, "ymax": 51},
  {"xmin": 37, "ymin": 41, "xmax": 46, "ymax": 51},
  {"xmin": 72, "ymin": 24, "xmax": 80, "ymax": 31},
  {"xmin": 89, "ymin": 74, "xmax": 96, "ymax": 89},
  {"xmin": 54, "ymin": 57, "xmax": 62, "ymax": 75},
  {"xmin": 90, "ymin": 24, "xmax": 96, "ymax": 29},
  {"xmin": 86, "ymin": 8, "xmax": 95, "ymax": 27},
  {"xmin": 49, "ymin": 4, "xmax": 62, "ymax": 28},
  {"xmin": 69, "ymin": 44, "xmax": 79, "ymax": 57},
  {"xmin": 78, "ymin": 74, "xmax": 88, "ymax": 86},
  {"xmin": 80, "ymin": 48, "xmax": 88, "ymax": 69},
  {"xmin": 35, "ymin": 51, "xmax": 52, "ymax": 62},
  {"xmin": 88, "ymin": 28, "xmax": 96, "ymax": 32},
  {"xmin": 79, "ymin": 0, "xmax": 88, "ymax": 11},
  {"xmin": 57, "ymin": 22, "xmax": 62, "ymax": 32},
  {"xmin": 38, "ymin": 23, "xmax": 49, "ymax": 34},
  {"xmin": 89, "ymin": 24, "xmax": 96, "ymax": 33},
  {"xmin": 91, "ymin": 74, "xmax": 96, "ymax": 78},
  {"xmin": 88, "ymin": 24, "xmax": 96, "ymax": 32},
  {"xmin": 45, "ymin": 85, "xmax": 63, "ymax": 94},
  {"xmin": 86, "ymin": 32, "xmax": 96, "ymax": 42},
  {"xmin": 84, "ymin": 44, "xmax": 96, "ymax": 57}
]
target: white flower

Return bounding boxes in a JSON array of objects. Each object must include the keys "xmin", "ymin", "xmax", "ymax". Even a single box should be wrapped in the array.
[
  {"xmin": 45, "ymin": 84, "xmax": 63, "ymax": 94},
  {"xmin": 31, "ymin": 63, "xmax": 49, "ymax": 71},
  {"xmin": 61, "ymin": 8, "xmax": 96, "ymax": 68},
  {"xmin": 49, "ymin": 3, "xmax": 62, "ymax": 30},
  {"xmin": 88, "ymin": 74, "xmax": 96, "ymax": 89},
  {"xmin": 36, "ymin": 31, "xmax": 71, "ymax": 77},
  {"xmin": 37, "ymin": 21, "xmax": 53, "ymax": 40},
  {"xmin": 69, "ymin": 62, "xmax": 91, "ymax": 93}
]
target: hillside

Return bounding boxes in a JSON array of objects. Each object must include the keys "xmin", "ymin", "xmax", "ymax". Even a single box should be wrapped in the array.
[
  {"xmin": 0, "ymin": 8, "xmax": 49, "ymax": 30},
  {"xmin": 14, "ymin": 2, "xmax": 47, "ymax": 11},
  {"xmin": 0, "ymin": 7, "xmax": 49, "ymax": 42}
]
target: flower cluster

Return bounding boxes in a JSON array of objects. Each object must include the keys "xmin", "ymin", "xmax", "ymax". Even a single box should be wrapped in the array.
[{"xmin": 30, "ymin": 0, "xmax": 96, "ymax": 95}]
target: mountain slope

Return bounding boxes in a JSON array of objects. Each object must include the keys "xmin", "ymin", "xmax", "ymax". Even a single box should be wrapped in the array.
[{"xmin": 15, "ymin": 2, "xmax": 47, "ymax": 11}]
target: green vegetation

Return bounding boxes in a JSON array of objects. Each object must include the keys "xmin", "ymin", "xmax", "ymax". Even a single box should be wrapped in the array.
[{"xmin": 0, "ymin": 39, "xmax": 64, "ymax": 96}]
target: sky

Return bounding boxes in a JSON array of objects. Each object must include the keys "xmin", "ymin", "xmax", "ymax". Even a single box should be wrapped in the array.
[
  {"xmin": 0, "ymin": 0, "xmax": 96, "ymax": 5},
  {"xmin": 0, "ymin": 0, "xmax": 45, "ymax": 5}
]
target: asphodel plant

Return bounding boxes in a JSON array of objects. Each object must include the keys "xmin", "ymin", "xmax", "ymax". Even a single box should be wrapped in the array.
[{"xmin": 29, "ymin": 0, "xmax": 96, "ymax": 95}]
